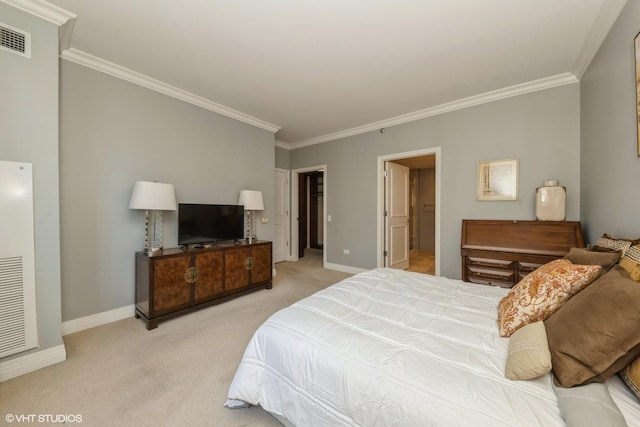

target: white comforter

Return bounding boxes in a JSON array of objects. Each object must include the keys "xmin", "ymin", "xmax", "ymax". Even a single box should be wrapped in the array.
[{"xmin": 226, "ymin": 268, "xmax": 565, "ymax": 426}]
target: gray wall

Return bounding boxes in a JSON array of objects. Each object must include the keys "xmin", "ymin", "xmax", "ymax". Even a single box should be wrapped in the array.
[
  {"xmin": 580, "ymin": 0, "xmax": 640, "ymax": 244},
  {"xmin": 0, "ymin": 4, "xmax": 64, "ymax": 358},
  {"xmin": 275, "ymin": 146, "xmax": 290, "ymax": 169},
  {"xmin": 291, "ymin": 84, "xmax": 581, "ymax": 278},
  {"xmin": 60, "ymin": 61, "xmax": 275, "ymax": 321}
]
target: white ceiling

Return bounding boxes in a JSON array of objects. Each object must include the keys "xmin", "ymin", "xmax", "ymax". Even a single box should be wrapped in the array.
[{"xmin": 41, "ymin": 0, "xmax": 626, "ymax": 146}]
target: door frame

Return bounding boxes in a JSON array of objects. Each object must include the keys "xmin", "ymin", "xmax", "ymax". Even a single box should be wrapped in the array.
[
  {"xmin": 377, "ymin": 148, "xmax": 441, "ymax": 275},
  {"xmin": 291, "ymin": 164, "xmax": 327, "ymax": 267}
]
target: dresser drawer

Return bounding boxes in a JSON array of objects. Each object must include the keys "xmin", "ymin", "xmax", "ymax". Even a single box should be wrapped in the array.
[
  {"xmin": 466, "ymin": 256, "xmax": 516, "ymax": 287},
  {"xmin": 517, "ymin": 261, "xmax": 545, "ymax": 279},
  {"xmin": 467, "ymin": 257, "xmax": 514, "ymax": 271},
  {"xmin": 467, "ymin": 275, "xmax": 514, "ymax": 288}
]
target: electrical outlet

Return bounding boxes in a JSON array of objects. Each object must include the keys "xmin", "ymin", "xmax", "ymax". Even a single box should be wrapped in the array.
[
  {"xmin": 261, "ymin": 217, "xmax": 268, "ymax": 223},
  {"xmin": 343, "ymin": 249, "xmax": 350, "ymax": 254},
  {"xmin": 327, "ymin": 215, "xmax": 332, "ymax": 222}
]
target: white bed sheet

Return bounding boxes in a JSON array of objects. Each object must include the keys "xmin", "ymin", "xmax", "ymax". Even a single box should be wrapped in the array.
[
  {"xmin": 609, "ymin": 375, "xmax": 640, "ymax": 426},
  {"xmin": 226, "ymin": 268, "xmax": 637, "ymax": 426}
]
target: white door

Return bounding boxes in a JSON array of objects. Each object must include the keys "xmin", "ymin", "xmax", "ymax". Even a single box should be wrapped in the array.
[
  {"xmin": 385, "ymin": 161, "xmax": 410, "ymax": 269},
  {"xmin": 274, "ymin": 169, "xmax": 290, "ymax": 263}
]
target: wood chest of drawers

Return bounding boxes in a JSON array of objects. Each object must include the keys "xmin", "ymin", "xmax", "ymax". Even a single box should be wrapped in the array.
[
  {"xmin": 461, "ymin": 220, "xmax": 584, "ymax": 288},
  {"xmin": 135, "ymin": 241, "xmax": 272, "ymax": 329}
]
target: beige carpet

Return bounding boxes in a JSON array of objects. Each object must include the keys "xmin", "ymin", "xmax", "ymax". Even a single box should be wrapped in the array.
[{"xmin": 0, "ymin": 250, "xmax": 350, "ymax": 427}]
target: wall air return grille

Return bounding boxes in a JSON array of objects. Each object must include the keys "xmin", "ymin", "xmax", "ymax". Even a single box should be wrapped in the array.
[
  {"xmin": 0, "ymin": 257, "xmax": 26, "ymax": 355},
  {"xmin": 0, "ymin": 161, "xmax": 38, "ymax": 358},
  {"xmin": 0, "ymin": 23, "xmax": 31, "ymax": 58}
]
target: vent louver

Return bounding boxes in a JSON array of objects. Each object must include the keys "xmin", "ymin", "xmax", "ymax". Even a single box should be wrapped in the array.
[
  {"xmin": 0, "ymin": 23, "xmax": 31, "ymax": 58},
  {"xmin": 0, "ymin": 257, "xmax": 26, "ymax": 356}
]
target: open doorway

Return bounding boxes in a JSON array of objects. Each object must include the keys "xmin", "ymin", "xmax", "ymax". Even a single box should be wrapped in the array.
[
  {"xmin": 377, "ymin": 148, "xmax": 440, "ymax": 276},
  {"xmin": 298, "ymin": 170, "xmax": 324, "ymax": 257},
  {"xmin": 291, "ymin": 165, "xmax": 327, "ymax": 268}
]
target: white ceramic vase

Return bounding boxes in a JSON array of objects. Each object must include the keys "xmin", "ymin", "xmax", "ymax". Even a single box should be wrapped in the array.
[{"xmin": 535, "ymin": 179, "xmax": 566, "ymax": 221}]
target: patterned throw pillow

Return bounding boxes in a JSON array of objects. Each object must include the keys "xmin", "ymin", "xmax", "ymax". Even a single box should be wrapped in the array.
[
  {"xmin": 592, "ymin": 234, "xmax": 634, "ymax": 256},
  {"xmin": 497, "ymin": 259, "xmax": 601, "ymax": 337},
  {"xmin": 619, "ymin": 245, "xmax": 640, "ymax": 282}
]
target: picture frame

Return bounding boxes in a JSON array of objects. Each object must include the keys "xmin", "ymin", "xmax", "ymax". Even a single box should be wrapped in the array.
[
  {"xmin": 477, "ymin": 158, "xmax": 519, "ymax": 201},
  {"xmin": 634, "ymin": 32, "xmax": 640, "ymax": 156}
]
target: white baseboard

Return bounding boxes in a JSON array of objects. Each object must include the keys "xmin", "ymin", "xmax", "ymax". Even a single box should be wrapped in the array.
[
  {"xmin": 324, "ymin": 262, "xmax": 368, "ymax": 275},
  {"xmin": 0, "ymin": 344, "xmax": 66, "ymax": 382},
  {"xmin": 62, "ymin": 304, "xmax": 135, "ymax": 336}
]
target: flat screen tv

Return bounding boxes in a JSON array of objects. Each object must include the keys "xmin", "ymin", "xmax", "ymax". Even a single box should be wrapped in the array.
[{"xmin": 178, "ymin": 203, "xmax": 245, "ymax": 246}]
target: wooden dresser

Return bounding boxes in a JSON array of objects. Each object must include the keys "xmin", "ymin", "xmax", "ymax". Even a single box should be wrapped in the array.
[
  {"xmin": 461, "ymin": 220, "xmax": 584, "ymax": 288},
  {"xmin": 135, "ymin": 240, "xmax": 272, "ymax": 329}
]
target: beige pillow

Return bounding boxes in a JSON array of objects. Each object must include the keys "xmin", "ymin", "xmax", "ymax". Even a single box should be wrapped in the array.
[
  {"xmin": 497, "ymin": 259, "xmax": 601, "ymax": 337},
  {"xmin": 545, "ymin": 266, "xmax": 640, "ymax": 387},
  {"xmin": 619, "ymin": 245, "xmax": 640, "ymax": 282},
  {"xmin": 505, "ymin": 321, "xmax": 551, "ymax": 380}
]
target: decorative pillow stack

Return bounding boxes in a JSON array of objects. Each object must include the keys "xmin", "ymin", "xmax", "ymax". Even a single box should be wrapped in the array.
[
  {"xmin": 497, "ymin": 259, "xmax": 601, "ymax": 337},
  {"xmin": 500, "ymin": 235, "xmax": 640, "ymax": 389},
  {"xmin": 545, "ymin": 265, "xmax": 640, "ymax": 387}
]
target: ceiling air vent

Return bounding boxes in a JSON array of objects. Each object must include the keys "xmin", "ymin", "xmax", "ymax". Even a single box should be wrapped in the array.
[{"xmin": 0, "ymin": 23, "xmax": 31, "ymax": 58}]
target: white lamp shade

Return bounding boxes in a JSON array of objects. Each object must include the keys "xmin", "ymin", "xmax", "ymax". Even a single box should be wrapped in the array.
[
  {"xmin": 238, "ymin": 190, "xmax": 264, "ymax": 211},
  {"xmin": 129, "ymin": 181, "xmax": 177, "ymax": 211}
]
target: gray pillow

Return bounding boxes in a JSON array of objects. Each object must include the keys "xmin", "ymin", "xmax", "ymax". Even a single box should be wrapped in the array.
[{"xmin": 552, "ymin": 379, "xmax": 628, "ymax": 427}]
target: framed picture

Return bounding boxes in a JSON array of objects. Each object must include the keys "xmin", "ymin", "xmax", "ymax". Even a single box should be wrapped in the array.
[
  {"xmin": 477, "ymin": 158, "xmax": 519, "ymax": 201},
  {"xmin": 635, "ymin": 32, "xmax": 640, "ymax": 156}
]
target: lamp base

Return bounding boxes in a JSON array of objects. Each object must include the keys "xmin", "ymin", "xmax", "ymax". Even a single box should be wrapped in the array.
[
  {"xmin": 145, "ymin": 210, "xmax": 164, "ymax": 255},
  {"xmin": 245, "ymin": 210, "xmax": 258, "ymax": 245},
  {"xmin": 145, "ymin": 247, "xmax": 163, "ymax": 256}
]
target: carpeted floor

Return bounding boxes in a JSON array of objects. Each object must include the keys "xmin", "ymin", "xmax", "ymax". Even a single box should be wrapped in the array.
[{"xmin": 0, "ymin": 249, "xmax": 350, "ymax": 427}]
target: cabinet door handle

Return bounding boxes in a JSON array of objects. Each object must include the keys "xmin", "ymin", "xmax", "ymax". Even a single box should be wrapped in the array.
[
  {"xmin": 245, "ymin": 257, "xmax": 254, "ymax": 270},
  {"xmin": 184, "ymin": 267, "xmax": 199, "ymax": 284}
]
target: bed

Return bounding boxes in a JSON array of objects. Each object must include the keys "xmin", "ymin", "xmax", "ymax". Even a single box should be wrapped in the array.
[{"xmin": 225, "ymin": 267, "xmax": 640, "ymax": 426}]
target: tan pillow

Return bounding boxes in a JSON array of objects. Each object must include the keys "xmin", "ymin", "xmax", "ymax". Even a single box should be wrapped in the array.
[
  {"xmin": 505, "ymin": 321, "xmax": 551, "ymax": 380},
  {"xmin": 620, "ymin": 356, "xmax": 640, "ymax": 400},
  {"xmin": 619, "ymin": 245, "xmax": 640, "ymax": 282},
  {"xmin": 497, "ymin": 259, "xmax": 601, "ymax": 337},
  {"xmin": 545, "ymin": 266, "xmax": 640, "ymax": 387},
  {"xmin": 563, "ymin": 247, "xmax": 620, "ymax": 276}
]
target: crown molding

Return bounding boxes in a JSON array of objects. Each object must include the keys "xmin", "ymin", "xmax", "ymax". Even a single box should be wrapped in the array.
[
  {"xmin": 60, "ymin": 48, "xmax": 281, "ymax": 133},
  {"xmin": 1, "ymin": 0, "xmax": 75, "ymax": 25},
  {"xmin": 286, "ymin": 73, "xmax": 578, "ymax": 150},
  {"xmin": 275, "ymin": 140, "xmax": 292, "ymax": 150},
  {"xmin": 573, "ymin": 0, "xmax": 628, "ymax": 79},
  {"xmin": 1, "ymin": 0, "xmax": 77, "ymax": 52}
]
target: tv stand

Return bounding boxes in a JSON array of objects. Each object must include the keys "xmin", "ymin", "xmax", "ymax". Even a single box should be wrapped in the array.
[{"xmin": 135, "ymin": 240, "xmax": 272, "ymax": 329}]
